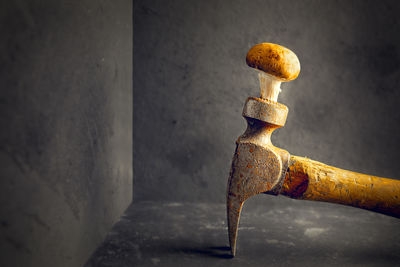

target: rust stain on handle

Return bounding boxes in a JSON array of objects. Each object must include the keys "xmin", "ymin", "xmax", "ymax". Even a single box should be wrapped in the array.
[{"xmin": 281, "ymin": 155, "xmax": 400, "ymax": 218}]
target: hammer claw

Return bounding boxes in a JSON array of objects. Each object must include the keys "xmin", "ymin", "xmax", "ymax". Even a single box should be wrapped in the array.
[{"xmin": 227, "ymin": 194, "xmax": 244, "ymax": 257}]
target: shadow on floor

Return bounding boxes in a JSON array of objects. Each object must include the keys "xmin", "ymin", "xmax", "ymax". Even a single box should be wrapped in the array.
[{"xmin": 176, "ymin": 246, "xmax": 232, "ymax": 259}]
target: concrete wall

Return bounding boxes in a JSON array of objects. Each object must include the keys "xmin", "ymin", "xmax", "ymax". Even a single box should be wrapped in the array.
[
  {"xmin": 0, "ymin": 1, "xmax": 132, "ymax": 266},
  {"xmin": 133, "ymin": 0, "xmax": 400, "ymax": 203}
]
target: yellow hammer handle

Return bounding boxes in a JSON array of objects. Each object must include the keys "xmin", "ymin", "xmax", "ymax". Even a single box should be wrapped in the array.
[{"xmin": 281, "ymin": 155, "xmax": 400, "ymax": 218}]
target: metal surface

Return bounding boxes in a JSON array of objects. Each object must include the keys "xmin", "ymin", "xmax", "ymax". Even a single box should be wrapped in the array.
[
  {"xmin": 242, "ymin": 97, "xmax": 288, "ymax": 127},
  {"xmin": 227, "ymin": 97, "xmax": 290, "ymax": 255}
]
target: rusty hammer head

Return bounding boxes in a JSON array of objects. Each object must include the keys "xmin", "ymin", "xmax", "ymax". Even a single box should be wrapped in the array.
[{"xmin": 227, "ymin": 43, "xmax": 300, "ymax": 256}]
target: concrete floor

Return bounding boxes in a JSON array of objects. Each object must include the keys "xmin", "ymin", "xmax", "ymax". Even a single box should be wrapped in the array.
[{"xmin": 85, "ymin": 196, "xmax": 400, "ymax": 266}]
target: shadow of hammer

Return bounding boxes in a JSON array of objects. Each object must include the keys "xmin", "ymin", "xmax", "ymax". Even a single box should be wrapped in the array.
[{"xmin": 227, "ymin": 43, "xmax": 400, "ymax": 256}]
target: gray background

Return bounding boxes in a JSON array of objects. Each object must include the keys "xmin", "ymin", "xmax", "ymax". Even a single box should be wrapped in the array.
[
  {"xmin": 0, "ymin": 0, "xmax": 132, "ymax": 266},
  {"xmin": 133, "ymin": 0, "xmax": 400, "ymax": 203},
  {"xmin": 2, "ymin": 0, "xmax": 400, "ymax": 266}
]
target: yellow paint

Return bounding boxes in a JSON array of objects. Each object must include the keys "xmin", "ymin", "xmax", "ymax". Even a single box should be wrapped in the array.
[{"xmin": 283, "ymin": 155, "xmax": 400, "ymax": 218}]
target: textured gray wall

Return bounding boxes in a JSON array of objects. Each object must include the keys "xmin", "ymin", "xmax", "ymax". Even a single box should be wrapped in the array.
[
  {"xmin": 133, "ymin": 0, "xmax": 400, "ymax": 203},
  {"xmin": 0, "ymin": 1, "xmax": 132, "ymax": 266}
]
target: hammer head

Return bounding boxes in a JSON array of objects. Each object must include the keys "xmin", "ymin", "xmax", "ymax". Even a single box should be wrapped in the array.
[
  {"xmin": 227, "ymin": 98, "xmax": 290, "ymax": 256},
  {"xmin": 227, "ymin": 43, "xmax": 299, "ymax": 256}
]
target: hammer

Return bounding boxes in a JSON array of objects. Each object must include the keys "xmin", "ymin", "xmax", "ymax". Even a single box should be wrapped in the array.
[{"xmin": 227, "ymin": 43, "xmax": 400, "ymax": 256}]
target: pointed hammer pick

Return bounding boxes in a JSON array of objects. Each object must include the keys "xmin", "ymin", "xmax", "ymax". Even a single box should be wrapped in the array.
[{"xmin": 227, "ymin": 43, "xmax": 400, "ymax": 256}]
